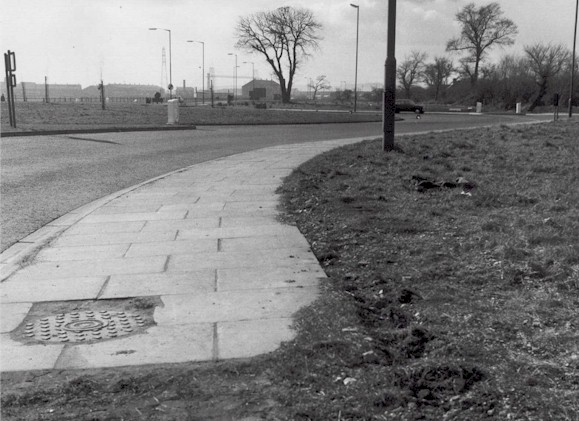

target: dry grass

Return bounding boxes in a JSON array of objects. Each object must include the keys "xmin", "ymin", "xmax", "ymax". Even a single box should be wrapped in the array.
[
  {"xmin": 2, "ymin": 121, "xmax": 578, "ymax": 420},
  {"xmin": 0, "ymin": 102, "xmax": 381, "ymax": 133},
  {"xmin": 276, "ymin": 120, "xmax": 579, "ymax": 419}
]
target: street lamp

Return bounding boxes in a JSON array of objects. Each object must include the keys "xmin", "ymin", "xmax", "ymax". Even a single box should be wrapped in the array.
[
  {"xmin": 149, "ymin": 27, "xmax": 172, "ymax": 99},
  {"xmin": 569, "ymin": 0, "xmax": 578, "ymax": 118},
  {"xmin": 383, "ymin": 0, "xmax": 397, "ymax": 151},
  {"xmin": 187, "ymin": 40, "xmax": 205, "ymax": 104},
  {"xmin": 243, "ymin": 61, "xmax": 255, "ymax": 100},
  {"xmin": 228, "ymin": 53, "xmax": 238, "ymax": 104},
  {"xmin": 350, "ymin": 3, "xmax": 360, "ymax": 113}
]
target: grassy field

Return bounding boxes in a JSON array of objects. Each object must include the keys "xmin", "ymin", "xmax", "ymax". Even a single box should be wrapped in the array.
[
  {"xmin": 0, "ymin": 102, "xmax": 381, "ymax": 133},
  {"xmin": 2, "ymin": 121, "xmax": 578, "ymax": 420}
]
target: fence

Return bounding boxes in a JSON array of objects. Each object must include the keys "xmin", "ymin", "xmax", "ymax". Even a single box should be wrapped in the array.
[{"xmin": 2, "ymin": 96, "xmax": 158, "ymax": 104}]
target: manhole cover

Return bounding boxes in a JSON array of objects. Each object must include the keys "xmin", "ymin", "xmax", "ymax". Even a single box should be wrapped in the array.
[{"xmin": 22, "ymin": 310, "xmax": 146, "ymax": 343}]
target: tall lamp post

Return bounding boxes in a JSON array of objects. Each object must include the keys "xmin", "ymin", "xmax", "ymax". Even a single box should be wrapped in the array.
[
  {"xmin": 350, "ymin": 3, "xmax": 360, "ymax": 113},
  {"xmin": 149, "ymin": 27, "xmax": 172, "ymax": 99},
  {"xmin": 187, "ymin": 40, "xmax": 205, "ymax": 104},
  {"xmin": 228, "ymin": 53, "xmax": 238, "ymax": 104},
  {"xmin": 243, "ymin": 61, "xmax": 255, "ymax": 99},
  {"xmin": 569, "ymin": 0, "xmax": 578, "ymax": 118},
  {"xmin": 383, "ymin": 0, "xmax": 397, "ymax": 151}
]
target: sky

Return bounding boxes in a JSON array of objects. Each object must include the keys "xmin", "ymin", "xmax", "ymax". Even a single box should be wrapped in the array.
[{"xmin": 1, "ymin": 0, "xmax": 577, "ymax": 91}]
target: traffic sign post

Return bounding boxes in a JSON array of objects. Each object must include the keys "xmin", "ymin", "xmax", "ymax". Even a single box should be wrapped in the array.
[{"xmin": 4, "ymin": 50, "xmax": 17, "ymax": 128}]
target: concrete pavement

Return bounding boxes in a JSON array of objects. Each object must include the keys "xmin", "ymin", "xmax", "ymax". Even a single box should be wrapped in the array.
[{"xmin": 0, "ymin": 137, "xmax": 367, "ymax": 372}]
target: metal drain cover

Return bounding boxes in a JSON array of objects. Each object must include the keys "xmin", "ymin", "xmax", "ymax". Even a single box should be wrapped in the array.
[{"xmin": 23, "ymin": 310, "xmax": 146, "ymax": 343}]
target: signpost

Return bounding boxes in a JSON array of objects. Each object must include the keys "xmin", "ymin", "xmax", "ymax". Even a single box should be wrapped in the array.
[{"xmin": 4, "ymin": 50, "xmax": 17, "ymax": 128}]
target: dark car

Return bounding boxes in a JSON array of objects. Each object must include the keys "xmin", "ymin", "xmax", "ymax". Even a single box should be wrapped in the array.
[{"xmin": 395, "ymin": 99, "xmax": 424, "ymax": 114}]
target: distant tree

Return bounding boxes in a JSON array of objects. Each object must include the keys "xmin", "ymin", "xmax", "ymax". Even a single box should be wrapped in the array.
[
  {"xmin": 308, "ymin": 75, "xmax": 331, "ymax": 101},
  {"xmin": 524, "ymin": 43, "xmax": 570, "ymax": 111},
  {"xmin": 235, "ymin": 6, "xmax": 322, "ymax": 103},
  {"xmin": 423, "ymin": 57, "xmax": 455, "ymax": 101},
  {"xmin": 363, "ymin": 86, "xmax": 384, "ymax": 103},
  {"xmin": 397, "ymin": 51, "xmax": 427, "ymax": 98},
  {"xmin": 446, "ymin": 2, "xmax": 518, "ymax": 86},
  {"xmin": 495, "ymin": 54, "xmax": 535, "ymax": 108},
  {"xmin": 331, "ymin": 89, "xmax": 353, "ymax": 104}
]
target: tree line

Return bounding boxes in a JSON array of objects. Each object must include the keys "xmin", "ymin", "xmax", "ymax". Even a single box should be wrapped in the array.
[
  {"xmin": 234, "ymin": 3, "xmax": 577, "ymax": 110},
  {"xmin": 396, "ymin": 3, "xmax": 576, "ymax": 111}
]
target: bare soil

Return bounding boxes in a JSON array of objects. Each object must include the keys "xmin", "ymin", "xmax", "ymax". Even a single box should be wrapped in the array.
[{"xmin": 2, "ymin": 121, "xmax": 578, "ymax": 420}]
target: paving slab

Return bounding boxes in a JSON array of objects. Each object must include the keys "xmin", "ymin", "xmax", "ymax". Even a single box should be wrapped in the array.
[
  {"xmin": 51, "ymin": 230, "xmax": 178, "ymax": 247},
  {"xmin": 54, "ymin": 324, "xmax": 214, "ymax": 369},
  {"xmin": 0, "ymin": 136, "xmax": 367, "ymax": 371},
  {"xmin": 217, "ymin": 318, "xmax": 295, "ymax": 359},
  {"xmin": 8, "ymin": 256, "xmax": 168, "ymax": 282},
  {"xmin": 0, "ymin": 302, "xmax": 32, "ymax": 333},
  {"xmin": 124, "ymin": 238, "xmax": 218, "ymax": 258},
  {"xmin": 216, "ymin": 265, "xmax": 325, "ymax": 292},
  {"xmin": 176, "ymin": 225, "xmax": 301, "ymax": 240},
  {"xmin": 154, "ymin": 287, "xmax": 319, "ymax": 325},
  {"xmin": 168, "ymin": 248, "xmax": 317, "ymax": 271},
  {"xmin": 64, "ymin": 221, "xmax": 147, "ymax": 236},
  {"xmin": 35, "ymin": 244, "xmax": 131, "ymax": 262},
  {"xmin": 100, "ymin": 270, "xmax": 216, "ymax": 299},
  {"xmin": 1, "ymin": 335, "xmax": 64, "ymax": 371},
  {"xmin": 219, "ymin": 235, "xmax": 311, "ymax": 252},
  {"xmin": 1, "ymin": 277, "xmax": 107, "ymax": 303}
]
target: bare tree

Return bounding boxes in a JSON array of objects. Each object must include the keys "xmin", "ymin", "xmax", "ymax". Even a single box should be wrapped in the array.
[
  {"xmin": 308, "ymin": 75, "xmax": 331, "ymax": 101},
  {"xmin": 447, "ymin": 2, "xmax": 517, "ymax": 86},
  {"xmin": 423, "ymin": 57, "xmax": 454, "ymax": 101},
  {"xmin": 496, "ymin": 54, "xmax": 535, "ymax": 107},
  {"xmin": 397, "ymin": 51, "xmax": 427, "ymax": 98},
  {"xmin": 525, "ymin": 43, "xmax": 570, "ymax": 111},
  {"xmin": 235, "ymin": 6, "xmax": 322, "ymax": 103}
]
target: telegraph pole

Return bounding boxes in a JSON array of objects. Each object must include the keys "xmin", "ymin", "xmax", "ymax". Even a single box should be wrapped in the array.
[
  {"xmin": 383, "ymin": 0, "xmax": 397, "ymax": 151},
  {"xmin": 45, "ymin": 76, "xmax": 50, "ymax": 103}
]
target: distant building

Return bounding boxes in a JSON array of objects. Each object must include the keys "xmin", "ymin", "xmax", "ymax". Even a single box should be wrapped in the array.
[
  {"xmin": 241, "ymin": 79, "xmax": 281, "ymax": 101},
  {"xmin": 82, "ymin": 83, "xmax": 163, "ymax": 98},
  {"xmin": 1, "ymin": 81, "xmax": 166, "ymax": 101}
]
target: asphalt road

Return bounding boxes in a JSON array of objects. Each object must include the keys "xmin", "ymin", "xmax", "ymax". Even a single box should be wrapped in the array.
[{"xmin": 1, "ymin": 113, "xmax": 550, "ymax": 251}]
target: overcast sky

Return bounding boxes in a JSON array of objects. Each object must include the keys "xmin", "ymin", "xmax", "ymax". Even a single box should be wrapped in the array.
[{"xmin": 1, "ymin": 0, "xmax": 577, "ymax": 91}]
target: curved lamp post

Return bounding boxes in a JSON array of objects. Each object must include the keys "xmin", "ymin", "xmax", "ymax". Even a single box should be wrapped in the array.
[
  {"xmin": 350, "ymin": 3, "xmax": 360, "ymax": 113},
  {"xmin": 228, "ymin": 53, "xmax": 238, "ymax": 104},
  {"xmin": 187, "ymin": 40, "xmax": 205, "ymax": 104},
  {"xmin": 243, "ymin": 61, "xmax": 255, "ymax": 100}
]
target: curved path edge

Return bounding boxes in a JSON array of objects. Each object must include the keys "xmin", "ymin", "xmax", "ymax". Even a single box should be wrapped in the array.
[{"xmin": 0, "ymin": 136, "xmax": 368, "ymax": 371}]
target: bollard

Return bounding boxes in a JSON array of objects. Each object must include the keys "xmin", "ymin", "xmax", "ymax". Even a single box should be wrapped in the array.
[
  {"xmin": 516, "ymin": 102, "xmax": 522, "ymax": 114},
  {"xmin": 167, "ymin": 99, "xmax": 180, "ymax": 124},
  {"xmin": 476, "ymin": 102, "xmax": 482, "ymax": 113}
]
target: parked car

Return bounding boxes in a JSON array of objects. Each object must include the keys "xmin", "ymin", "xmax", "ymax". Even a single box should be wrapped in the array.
[{"xmin": 395, "ymin": 99, "xmax": 424, "ymax": 114}]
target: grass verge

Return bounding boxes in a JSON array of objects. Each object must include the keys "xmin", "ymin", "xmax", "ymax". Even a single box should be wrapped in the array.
[
  {"xmin": 0, "ymin": 102, "xmax": 381, "ymax": 133},
  {"xmin": 2, "ymin": 121, "xmax": 578, "ymax": 420}
]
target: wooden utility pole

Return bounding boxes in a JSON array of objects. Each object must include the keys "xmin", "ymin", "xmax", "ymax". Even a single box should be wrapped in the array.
[
  {"xmin": 45, "ymin": 76, "xmax": 50, "ymax": 103},
  {"xmin": 98, "ymin": 80, "xmax": 105, "ymax": 110}
]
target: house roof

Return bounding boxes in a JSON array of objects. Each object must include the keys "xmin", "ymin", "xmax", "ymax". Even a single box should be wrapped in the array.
[{"xmin": 241, "ymin": 79, "xmax": 281, "ymax": 89}]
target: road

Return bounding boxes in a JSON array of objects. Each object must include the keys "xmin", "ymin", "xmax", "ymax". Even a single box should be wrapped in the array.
[{"xmin": 1, "ymin": 113, "xmax": 550, "ymax": 251}]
